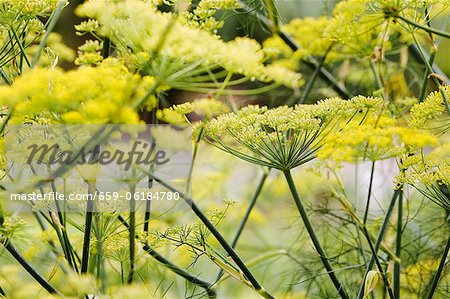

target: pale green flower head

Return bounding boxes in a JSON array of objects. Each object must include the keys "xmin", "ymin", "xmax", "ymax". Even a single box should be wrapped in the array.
[
  {"xmin": 76, "ymin": 0, "xmax": 303, "ymax": 90},
  {"xmin": 409, "ymin": 86, "xmax": 450, "ymax": 133},
  {"xmin": 202, "ymin": 97, "xmax": 383, "ymax": 170},
  {"xmin": 397, "ymin": 143, "xmax": 450, "ymax": 210}
]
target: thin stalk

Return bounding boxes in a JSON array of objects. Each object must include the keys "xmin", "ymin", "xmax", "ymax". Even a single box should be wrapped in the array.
[
  {"xmin": 127, "ymin": 183, "xmax": 136, "ymax": 284},
  {"xmin": 118, "ymin": 215, "xmax": 217, "ymax": 298},
  {"xmin": 50, "ymin": 180, "xmax": 78, "ymax": 271},
  {"xmin": 297, "ymin": 45, "xmax": 333, "ymax": 104},
  {"xmin": 411, "ymin": 33, "xmax": 450, "ymax": 115},
  {"xmin": 425, "ymin": 235, "xmax": 450, "ymax": 299},
  {"xmin": 394, "ymin": 190, "xmax": 403, "ymax": 298},
  {"xmin": 263, "ymin": 0, "xmax": 280, "ymax": 32},
  {"xmin": 0, "ymin": 68, "xmax": 11, "ymax": 85},
  {"xmin": 141, "ymin": 171, "xmax": 275, "ymax": 299},
  {"xmin": 9, "ymin": 26, "xmax": 31, "ymax": 68},
  {"xmin": 0, "ymin": 286, "xmax": 4, "ymax": 296},
  {"xmin": 1, "ymin": 238, "xmax": 62, "ymax": 295},
  {"xmin": 283, "ymin": 170, "xmax": 349, "ymax": 299},
  {"xmin": 409, "ymin": 45, "xmax": 449, "ymax": 85},
  {"xmin": 236, "ymin": 0, "xmax": 353, "ymax": 99},
  {"xmin": 102, "ymin": 37, "xmax": 111, "ymax": 58},
  {"xmin": 0, "ymin": 108, "xmax": 13, "ymax": 135},
  {"xmin": 215, "ymin": 169, "xmax": 270, "ymax": 282},
  {"xmin": 360, "ymin": 226, "xmax": 395, "ymax": 299},
  {"xmin": 418, "ymin": 51, "xmax": 436, "ymax": 102},
  {"xmin": 370, "ymin": 61, "xmax": 387, "ymax": 101},
  {"xmin": 95, "ymin": 240, "xmax": 106, "ymax": 292},
  {"xmin": 418, "ymin": 8, "xmax": 438, "ymax": 102},
  {"xmin": 81, "ymin": 180, "xmax": 96, "ymax": 274},
  {"xmin": 363, "ymin": 162, "xmax": 376, "ymax": 224},
  {"xmin": 31, "ymin": 0, "xmax": 66, "ymax": 67},
  {"xmin": 143, "ymin": 175, "xmax": 153, "ymax": 235},
  {"xmin": 186, "ymin": 139, "xmax": 200, "ymax": 197},
  {"xmin": 357, "ymin": 190, "xmax": 400, "ymax": 299},
  {"xmin": 143, "ymin": 244, "xmax": 216, "ymax": 298},
  {"xmin": 399, "ymin": 15, "xmax": 450, "ymax": 39},
  {"xmin": 144, "ymin": 103, "xmax": 157, "ymax": 235}
]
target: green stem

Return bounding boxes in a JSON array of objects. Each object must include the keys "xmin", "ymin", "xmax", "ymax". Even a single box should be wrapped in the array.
[
  {"xmin": 10, "ymin": 26, "xmax": 31, "ymax": 68},
  {"xmin": 143, "ymin": 244, "xmax": 216, "ymax": 298},
  {"xmin": 411, "ymin": 34, "xmax": 450, "ymax": 115},
  {"xmin": 144, "ymin": 101, "xmax": 157, "ymax": 235},
  {"xmin": 236, "ymin": 0, "xmax": 353, "ymax": 99},
  {"xmin": 127, "ymin": 183, "xmax": 136, "ymax": 284},
  {"xmin": 50, "ymin": 180, "xmax": 78, "ymax": 271},
  {"xmin": 31, "ymin": 0, "xmax": 66, "ymax": 67},
  {"xmin": 143, "ymin": 172, "xmax": 274, "ymax": 299},
  {"xmin": 117, "ymin": 215, "xmax": 217, "ymax": 298},
  {"xmin": 363, "ymin": 162, "xmax": 376, "ymax": 224},
  {"xmin": 1, "ymin": 238, "xmax": 62, "ymax": 295},
  {"xmin": 297, "ymin": 45, "xmax": 333, "ymax": 104},
  {"xmin": 186, "ymin": 140, "xmax": 199, "ymax": 196},
  {"xmin": 394, "ymin": 190, "xmax": 403, "ymax": 298},
  {"xmin": 409, "ymin": 45, "xmax": 449, "ymax": 85},
  {"xmin": 263, "ymin": 0, "xmax": 280, "ymax": 32},
  {"xmin": 419, "ymin": 7, "xmax": 438, "ymax": 102},
  {"xmin": 425, "ymin": 234, "xmax": 450, "ymax": 299},
  {"xmin": 419, "ymin": 51, "xmax": 436, "ymax": 102},
  {"xmin": 370, "ymin": 61, "xmax": 387, "ymax": 101},
  {"xmin": 283, "ymin": 170, "xmax": 349, "ymax": 299},
  {"xmin": 399, "ymin": 15, "xmax": 450, "ymax": 39},
  {"xmin": 102, "ymin": 37, "xmax": 111, "ymax": 58},
  {"xmin": 0, "ymin": 68, "xmax": 11, "ymax": 85},
  {"xmin": 357, "ymin": 190, "xmax": 400, "ymax": 299},
  {"xmin": 81, "ymin": 180, "xmax": 96, "ymax": 274},
  {"xmin": 0, "ymin": 108, "xmax": 13, "ymax": 135},
  {"xmin": 215, "ymin": 169, "xmax": 270, "ymax": 282},
  {"xmin": 360, "ymin": 226, "xmax": 395, "ymax": 299}
]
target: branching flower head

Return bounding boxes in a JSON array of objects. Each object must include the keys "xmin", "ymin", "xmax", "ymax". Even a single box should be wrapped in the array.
[
  {"xmin": 157, "ymin": 97, "xmax": 229, "ymax": 124},
  {"xmin": 397, "ymin": 143, "xmax": 450, "ymax": 210},
  {"xmin": 0, "ymin": 59, "xmax": 158, "ymax": 124},
  {"xmin": 76, "ymin": 0, "xmax": 303, "ymax": 90},
  {"xmin": 201, "ymin": 96, "xmax": 384, "ymax": 170},
  {"xmin": 409, "ymin": 86, "xmax": 450, "ymax": 133},
  {"xmin": 263, "ymin": 0, "xmax": 449, "ymax": 68},
  {"xmin": 0, "ymin": 0, "xmax": 62, "ymax": 26},
  {"xmin": 318, "ymin": 115, "xmax": 438, "ymax": 162}
]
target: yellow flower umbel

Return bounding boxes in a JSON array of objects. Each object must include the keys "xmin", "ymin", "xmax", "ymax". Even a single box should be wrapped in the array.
[
  {"xmin": 264, "ymin": 0, "xmax": 448, "ymax": 67},
  {"xmin": 157, "ymin": 97, "xmax": 229, "ymax": 124},
  {"xmin": 398, "ymin": 143, "xmax": 450, "ymax": 210},
  {"xmin": 0, "ymin": 59, "xmax": 158, "ymax": 124},
  {"xmin": 318, "ymin": 115, "xmax": 438, "ymax": 162},
  {"xmin": 202, "ymin": 96, "xmax": 384, "ymax": 171},
  {"xmin": 409, "ymin": 86, "xmax": 450, "ymax": 133},
  {"xmin": 0, "ymin": 1, "xmax": 72, "ymax": 80},
  {"xmin": 76, "ymin": 0, "xmax": 303, "ymax": 90}
]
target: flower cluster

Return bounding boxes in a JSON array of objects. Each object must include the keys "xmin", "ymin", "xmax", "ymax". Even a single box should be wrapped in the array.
[
  {"xmin": 75, "ymin": 40, "xmax": 103, "ymax": 65},
  {"xmin": 179, "ymin": 0, "xmax": 241, "ymax": 32},
  {"xmin": 0, "ymin": 1, "xmax": 73, "ymax": 80},
  {"xmin": 396, "ymin": 140, "xmax": 449, "ymax": 204},
  {"xmin": 157, "ymin": 97, "xmax": 229, "ymax": 124},
  {"xmin": 263, "ymin": 0, "xmax": 448, "ymax": 68},
  {"xmin": 76, "ymin": 0, "xmax": 303, "ymax": 89},
  {"xmin": 201, "ymin": 96, "xmax": 384, "ymax": 170},
  {"xmin": 0, "ymin": 59, "xmax": 158, "ymax": 124},
  {"xmin": 409, "ymin": 86, "xmax": 450, "ymax": 132},
  {"xmin": 0, "ymin": 0, "xmax": 62, "ymax": 26},
  {"xmin": 317, "ymin": 116, "xmax": 438, "ymax": 162}
]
